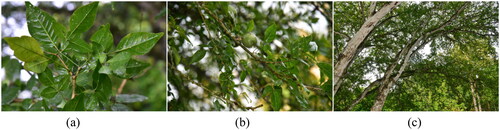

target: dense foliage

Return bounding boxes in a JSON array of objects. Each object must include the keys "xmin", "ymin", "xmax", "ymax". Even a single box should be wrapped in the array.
[
  {"xmin": 334, "ymin": 2, "xmax": 498, "ymax": 111},
  {"xmin": 2, "ymin": 2, "xmax": 166, "ymax": 111},
  {"xmin": 168, "ymin": 2, "xmax": 332, "ymax": 111}
]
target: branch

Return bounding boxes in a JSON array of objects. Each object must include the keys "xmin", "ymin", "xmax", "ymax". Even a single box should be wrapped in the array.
[
  {"xmin": 313, "ymin": 2, "xmax": 332, "ymax": 25},
  {"xmin": 334, "ymin": 31, "xmax": 351, "ymax": 41},
  {"xmin": 428, "ymin": 3, "xmax": 469, "ymax": 34},
  {"xmin": 368, "ymin": 2, "xmax": 377, "ymax": 17},
  {"xmin": 198, "ymin": 3, "xmax": 326, "ymax": 96},
  {"xmin": 47, "ymin": 52, "xmax": 79, "ymax": 99},
  {"xmin": 169, "ymin": 62, "xmax": 262, "ymax": 111}
]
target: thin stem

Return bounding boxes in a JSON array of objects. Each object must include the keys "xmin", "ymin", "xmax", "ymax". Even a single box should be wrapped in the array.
[
  {"xmin": 117, "ymin": 79, "xmax": 128, "ymax": 94},
  {"xmin": 71, "ymin": 75, "xmax": 76, "ymax": 99},
  {"xmin": 197, "ymin": 4, "xmax": 212, "ymax": 38},
  {"xmin": 169, "ymin": 62, "xmax": 261, "ymax": 111},
  {"xmin": 198, "ymin": 3, "xmax": 326, "ymax": 96}
]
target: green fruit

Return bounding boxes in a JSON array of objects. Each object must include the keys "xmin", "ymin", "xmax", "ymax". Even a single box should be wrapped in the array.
[{"xmin": 242, "ymin": 33, "xmax": 257, "ymax": 47}]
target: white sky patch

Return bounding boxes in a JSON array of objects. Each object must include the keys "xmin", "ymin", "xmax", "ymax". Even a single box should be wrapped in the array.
[
  {"xmin": 7, "ymin": 1, "xmax": 25, "ymax": 6},
  {"xmin": 168, "ymin": 85, "xmax": 179, "ymax": 101},
  {"xmin": 28, "ymin": 1, "xmax": 38, "ymax": 6},
  {"xmin": 52, "ymin": 1, "xmax": 64, "ymax": 8},
  {"xmin": 419, "ymin": 43, "xmax": 432, "ymax": 59},
  {"xmin": 66, "ymin": 3, "xmax": 75, "ymax": 11},
  {"xmin": 261, "ymin": 1, "xmax": 273, "ymax": 10},
  {"xmin": 20, "ymin": 70, "xmax": 31, "ymax": 82},
  {"xmin": 362, "ymin": 66, "xmax": 379, "ymax": 88},
  {"xmin": 18, "ymin": 90, "xmax": 32, "ymax": 99},
  {"xmin": 290, "ymin": 21, "xmax": 312, "ymax": 33},
  {"xmin": 187, "ymin": 35, "xmax": 201, "ymax": 47},
  {"xmin": 188, "ymin": 82, "xmax": 204, "ymax": 99}
]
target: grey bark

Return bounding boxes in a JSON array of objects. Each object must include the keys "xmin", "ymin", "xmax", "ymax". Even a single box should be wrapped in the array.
[{"xmin": 334, "ymin": 2, "xmax": 400, "ymax": 95}]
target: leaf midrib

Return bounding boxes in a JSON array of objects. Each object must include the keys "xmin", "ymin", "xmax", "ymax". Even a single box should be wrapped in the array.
[
  {"xmin": 10, "ymin": 41, "xmax": 47, "ymax": 61},
  {"xmin": 68, "ymin": 4, "xmax": 96, "ymax": 38},
  {"xmin": 116, "ymin": 34, "xmax": 159, "ymax": 53},
  {"xmin": 31, "ymin": 9, "xmax": 60, "ymax": 51}
]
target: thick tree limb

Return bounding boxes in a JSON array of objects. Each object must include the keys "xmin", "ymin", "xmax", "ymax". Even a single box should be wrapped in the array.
[
  {"xmin": 370, "ymin": 3, "xmax": 469, "ymax": 111},
  {"xmin": 334, "ymin": 2, "xmax": 400, "ymax": 95}
]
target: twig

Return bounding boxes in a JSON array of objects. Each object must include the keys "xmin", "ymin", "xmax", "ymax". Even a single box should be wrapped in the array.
[
  {"xmin": 117, "ymin": 79, "xmax": 128, "ymax": 94},
  {"xmin": 313, "ymin": 2, "xmax": 332, "ymax": 24},
  {"xmin": 169, "ymin": 63, "xmax": 261, "ymax": 111},
  {"xmin": 47, "ymin": 52, "xmax": 79, "ymax": 99},
  {"xmin": 71, "ymin": 75, "xmax": 76, "ymax": 99},
  {"xmin": 198, "ymin": 3, "xmax": 326, "ymax": 96},
  {"xmin": 197, "ymin": 3, "xmax": 212, "ymax": 38}
]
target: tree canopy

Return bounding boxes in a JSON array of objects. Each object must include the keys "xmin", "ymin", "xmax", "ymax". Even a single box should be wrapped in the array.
[
  {"xmin": 168, "ymin": 2, "xmax": 332, "ymax": 111},
  {"xmin": 334, "ymin": 1, "xmax": 498, "ymax": 111}
]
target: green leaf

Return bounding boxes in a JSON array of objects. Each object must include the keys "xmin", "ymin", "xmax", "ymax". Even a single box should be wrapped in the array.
[
  {"xmin": 3, "ymin": 36, "xmax": 47, "ymax": 62},
  {"xmin": 24, "ymin": 58, "xmax": 49, "ymax": 73},
  {"xmin": 29, "ymin": 101, "xmax": 45, "ymax": 111},
  {"xmin": 27, "ymin": 76, "xmax": 37, "ymax": 90},
  {"xmin": 38, "ymin": 68, "xmax": 55, "ymax": 87},
  {"xmin": 111, "ymin": 104, "xmax": 130, "ymax": 111},
  {"xmin": 115, "ymin": 94, "xmax": 148, "ymax": 103},
  {"xmin": 288, "ymin": 83, "xmax": 308, "ymax": 109},
  {"xmin": 175, "ymin": 25, "xmax": 191, "ymax": 44},
  {"xmin": 56, "ymin": 75, "xmax": 71, "ymax": 91},
  {"xmin": 247, "ymin": 20, "xmax": 254, "ymax": 32},
  {"xmin": 76, "ymin": 72, "xmax": 92, "ymax": 87},
  {"xmin": 97, "ymin": 52, "xmax": 107, "ymax": 63},
  {"xmin": 86, "ymin": 95, "xmax": 100, "ymax": 111},
  {"xmin": 68, "ymin": 2, "xmax": 99, "ymax": 39},
  {"xmin": 115, "ymin": 32, "xmax": 164, "ymax": 55},
  {"xmin": 22, "ymin": 99, "xmax": 32, "ymax": 110},
  {"xmin": 213, "ymin": 100, "xmax": 225, "ymax": 110},
  {"xmin": 240, "ymin": 70, "xmax": 247, "ymax": 82},
  {"xmin": 189, "ymin": 49, "xmax": 206, "ymax": 64},
  {"xmin": 68, "ymin": 38, "xmax": 92, "ymax": 53},
  {"xmin": 4, "ymin": 58, "xmax": 21, "ymax": 81},
  {"xmin": 41, "ymin": 87, "xmax": 57, "ymax": 98},
  {"xmin": 98, "ymin": 65, "xmax": 112, "ymax": 74},
  {"xmin": 63, "ymin": 94, "xmax": 85, "ymax": 111},
  {"xmin": 264, "ymin": 23, "xmax": 277, "ymax": 43},
  {"xmin": 263, "ymin": 85, "xmax": 273, "ymax": 97},
  {"xmin": 311, "ymin": 17, "xmax": 319, "ymax": 23},
  {"xmin": 172, "ymin": 48, "xmax": 181, "ymax": 65},
  {"xmin": 117, "ymin": 59, "xmax": 150, "ymax": 79},
  {"xmin": 271, "ymin": 86, "xmax": 282, "ymax": 111},
  {"xmin": 321, "ymin": 79, "xmax": 332, "ymax": 99},
  {"xmin": 25, "ymin": 2, "xmax": 65, "ymax": 53},
  {"xmin": 107, "ymin": 52, "xmax": 131, "ymax": 77},
  {"xmin": 317, "ymin": 63, "xmax": 332, "ymax": 79},
  {"xmin": 91, "ymin": 24, "xmax": 113, "ymax": 52},
  {"xmin": 2, "ymin": 86, "xmax": 20, "ymax": 105},
  {"xmin": 93, "ymin": 71, "xmax": 112, "ymax": 100}
]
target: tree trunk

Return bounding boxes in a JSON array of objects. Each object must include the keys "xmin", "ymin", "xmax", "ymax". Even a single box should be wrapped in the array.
[
  {"xmin": 469, "ymin": 79, "xmax": 478, "ymax": 111},
  {"xmin": 469, "ymin": 79, "xmax": 482, "ymax": 111},
  {"xmin": 334, "ymin": 2, "xmax": 400, "ymax": 94}
]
